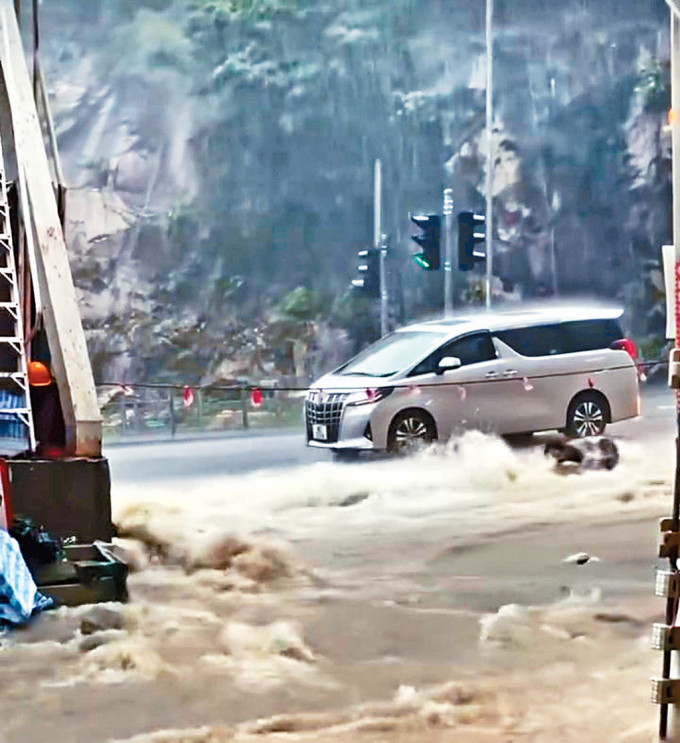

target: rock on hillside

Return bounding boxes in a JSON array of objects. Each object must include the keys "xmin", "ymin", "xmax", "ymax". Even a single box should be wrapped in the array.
[{"xmin": 32, "ymin": 0, "xmax": 671, "ymax": 381}]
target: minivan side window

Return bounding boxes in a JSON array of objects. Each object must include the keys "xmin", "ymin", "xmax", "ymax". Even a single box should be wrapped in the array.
[
  {"xmin": 496, "ymin": 325, "xmax": 563, "ymax": 356},
  {"xmin": 409, "ymin": 333, "xmax": 497, "ymax": 376},
  {"xmin": 560, "ymin": 320, "xmax": 622, "ymax": 353},
  {"xmin": 496, "ymin": 319, "xmax": 623, "ymax": 357}
]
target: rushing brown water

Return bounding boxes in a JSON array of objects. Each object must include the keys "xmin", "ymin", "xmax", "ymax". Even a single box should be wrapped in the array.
[{"xmin": 0, "ymin": 432, "xmax": 672, "ymax": 742}]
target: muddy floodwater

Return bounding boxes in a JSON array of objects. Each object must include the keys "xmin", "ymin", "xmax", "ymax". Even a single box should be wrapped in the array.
[{"xmin": 0, "ymin": 432, "xmax": 673, "ymax": 742}]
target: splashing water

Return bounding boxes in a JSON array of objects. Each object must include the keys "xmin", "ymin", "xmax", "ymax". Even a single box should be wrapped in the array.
[{"xmin": 111, "ymin": 431, "xmax": 672, "ymax": 553}]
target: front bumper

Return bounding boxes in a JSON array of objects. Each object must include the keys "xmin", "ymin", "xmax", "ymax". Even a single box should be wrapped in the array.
[
  {"xmin": 307, "ymin": 436, "xmax": 376, "ymax": 451},
  {"xmin": 305, "ymin": 399, "xmax": 379, "ymax": 450}
]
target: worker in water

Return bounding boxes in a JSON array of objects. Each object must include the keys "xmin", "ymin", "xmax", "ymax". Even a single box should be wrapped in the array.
[{"xmin": 28, "ymin": 361, "xmax": 66, "ymax": 457}]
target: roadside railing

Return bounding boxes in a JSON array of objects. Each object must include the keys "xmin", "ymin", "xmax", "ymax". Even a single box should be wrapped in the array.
[{"xmin": 97, "ymin": 381, "xmax": 305, "ymax": 441}]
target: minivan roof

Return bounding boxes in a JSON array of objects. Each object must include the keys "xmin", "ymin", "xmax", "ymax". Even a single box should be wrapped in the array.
[{"xmin": 398, "ymin": 306, "xmax": 624, "ymax": 337}]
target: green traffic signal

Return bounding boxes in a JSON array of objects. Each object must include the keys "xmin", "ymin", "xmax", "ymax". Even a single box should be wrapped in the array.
[{"xmin": 410, "ymin": 214, "xmax": 441, "ymax": 270}]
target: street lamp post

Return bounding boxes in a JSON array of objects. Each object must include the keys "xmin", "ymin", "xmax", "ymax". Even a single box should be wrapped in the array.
[{"xmin": 485, "ymin": 0, "xmax": 494, "ymax": 309}]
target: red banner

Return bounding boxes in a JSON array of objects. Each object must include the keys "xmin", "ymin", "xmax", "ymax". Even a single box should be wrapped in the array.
[
  {"xmin": 0, "ymin": 459, "xmax": 12, "ymax": 530},
  {"xmin": 675, "ymin": 259, "xmax": 680, "ymax": 411}
]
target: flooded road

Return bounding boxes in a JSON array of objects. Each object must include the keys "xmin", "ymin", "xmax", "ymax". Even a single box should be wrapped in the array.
[{"xmin": 1, "ymin": 424, "xmax": 675, "ymax": 742}]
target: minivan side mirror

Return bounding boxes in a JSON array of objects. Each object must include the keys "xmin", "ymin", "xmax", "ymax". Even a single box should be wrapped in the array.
[{"xmin": 438, "ymin": 356, "xmax": 462, "ymax": 374}]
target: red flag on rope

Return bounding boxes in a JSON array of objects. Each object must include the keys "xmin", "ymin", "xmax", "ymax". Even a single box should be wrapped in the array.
[{"xmin": 182, "ymin": 386, "xmax": 195, "ymax": 408}]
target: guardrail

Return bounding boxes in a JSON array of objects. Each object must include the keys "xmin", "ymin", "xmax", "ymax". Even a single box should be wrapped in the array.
[{"xmin": 97, "ymin": 382, "xmax": 305, "ymax": 441}]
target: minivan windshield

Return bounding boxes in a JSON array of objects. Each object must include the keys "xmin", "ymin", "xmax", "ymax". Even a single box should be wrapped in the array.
[{"xmin": 338, "ymin": 330, "xmax": 449, "ymax": 377}]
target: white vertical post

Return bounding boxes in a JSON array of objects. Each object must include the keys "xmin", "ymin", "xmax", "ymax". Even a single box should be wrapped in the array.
[
  {"xmin": 379, "ymin": 233, "xmax": 388, "ymax": 336},
  {"xmin": 374, "ymin": 159, "xmax": 382, "ymax": 249},
  {"xmin": 485, "ymin": 0, "xmax": 494, "ymax": 309},
  {"xmin": 668, "ymin": 10, "xmax": 680, "ymax": 742},
  {"xmin": 374, "ymin": 159, "xmax": 388, "ymax": 337},
  {"xmin": 443, "ymin": 188, "xmax": 454, "ymax": 317}
]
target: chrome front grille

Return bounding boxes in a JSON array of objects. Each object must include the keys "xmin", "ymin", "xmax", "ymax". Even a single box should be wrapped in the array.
[{"xmin": 305, "ymin": 391, "xmax": 348, "ymax": 443}]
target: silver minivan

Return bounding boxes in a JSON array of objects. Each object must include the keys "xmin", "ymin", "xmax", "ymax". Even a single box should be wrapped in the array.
[{"xmin": 305, "ymin": 306, "xmax": 640, "ymax": 455}]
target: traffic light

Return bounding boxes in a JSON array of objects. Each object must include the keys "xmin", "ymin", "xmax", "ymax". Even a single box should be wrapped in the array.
[
  {"xmin": 410, "ymin": 214, "xmax": 441, "ymax": 270},
  {"xmin": 457, "ymin": 211, "xmax": 486, "ymax": 271},
  {"xmin": 351, "ymin": 248, "xmax": 380, "ymax": 296}
]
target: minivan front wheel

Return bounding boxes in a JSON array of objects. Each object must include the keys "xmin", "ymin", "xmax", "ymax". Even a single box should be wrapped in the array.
[
  {"xmin": 387, "ymin": 410, "xmax": 436, "ymax": 455},
  {"xmin": 566, "ymin": 392, "xmax": 609, "ymax": 438}
]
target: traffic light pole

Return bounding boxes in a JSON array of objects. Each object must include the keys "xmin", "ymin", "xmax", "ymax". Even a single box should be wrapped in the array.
[
  {"xmin": 379, "ymin": 233, "xmax": 388, "ymax": 336},
  {"xmin": 443, "ymin": 188, "xmax": 453, "ymax": 317},
  {"xmin": 485, "ymin": 0, "xmax": 494, "ymax": 309},
  {"xmin": 374, "ymin": 159, "xmax": 382, "ymax": 253},
  {"xmin": 374, "ymin": 159, "xmax": 388, "ymax": 337}
]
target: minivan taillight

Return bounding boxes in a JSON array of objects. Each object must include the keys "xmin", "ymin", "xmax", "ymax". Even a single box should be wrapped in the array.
[{"xmin": 610, "ymin": 338, "xmax": 636, "ymax": 359}]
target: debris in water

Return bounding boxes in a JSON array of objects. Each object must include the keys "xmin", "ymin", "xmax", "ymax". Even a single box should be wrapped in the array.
[
  {"xmin": 81, "ymin": 637, "xmax": 166, "ymax": 681},
  {"xmin": 219, "ymin": 620, "xmax": 315, "ymax": 664},
  {"xmin": 80, "ymin": 605, "xmax": 125, "ymax": 635},
  {"xmin": 230, "ymin": 544, "xmax": 295, "ymax": 583},
  {"xmin": 337, "ymin": 492, "xmax": 369, "ymax": 507},
  {"xmin": 544, "ymin": 435, "xmax": 619, "ymax": 472},
  {"xmin": 562, "ymin": 552, "xmax": 601, "ymax": 565}
]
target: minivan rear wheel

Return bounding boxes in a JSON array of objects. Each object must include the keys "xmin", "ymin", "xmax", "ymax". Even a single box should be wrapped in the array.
[
  {"xmin": 387, "ymin": 410, "xmax": 437, "ymax": 455},
  {"xmin": 566, "ymin": 392, "xmax": 609, "ymax": 438}
]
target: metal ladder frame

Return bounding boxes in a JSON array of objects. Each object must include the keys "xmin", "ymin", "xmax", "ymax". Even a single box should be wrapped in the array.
[{"xmin": 0, "ymin": 135, "xmax": 34, "ymax": 450}]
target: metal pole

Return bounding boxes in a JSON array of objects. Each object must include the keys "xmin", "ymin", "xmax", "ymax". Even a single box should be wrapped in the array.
[
  {"xmin": 374, "ymin": 159, "xmax": 388, "ymax": 337},
  {"xmin": 379, "ymin": 233, "xmax": 388, "ymax": 336},
  {"xmin": 374, "ymin": 159, "xmax": 382, "ymax": 249},
  {"xmin": 36, "ymin": 62, "xmax": 65, "ymax": 186},
  {"xmin": 168, "ymin": 388, "xmax": 176, "ymax": 437},
  {"xmin": 31, "ymin": 0, "xmax": 37, "ymax": 100},
  {"xmin": 240, "ymin": 385, "xmax": 249, "ymax": 429},
  {"xmin": 197, "ymin": 388, "xmax": 203, "ymax": 426},
  {"xmin": 119, "ymin": 395, "xmax": 126, "ymax": 433},
  {"xmin": 665, "ymin": 11, "xmax": 680, "ymax": 742},
  {"xmin": 133, "ymin": 393, "xmax": 140, "ymax": 432},
  {"xmin": 443, "ymin": 188, "xmax": 454, "ymax": 317},
  {"xmin": 485, "ymin": 0, "xmax": 494, "ymax": 309},
  {"xmin": 30, "ymin": 0, "xmax": 63, "ymax": 187}
]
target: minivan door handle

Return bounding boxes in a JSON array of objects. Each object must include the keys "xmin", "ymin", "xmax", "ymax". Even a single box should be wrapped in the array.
[
  {"xmin": 485, "ymin": 371, "xmax": 499, "ymax": 378},
  {"xmin": 502, "ymin": 369, "xmax": 518, "ymax": 377}
]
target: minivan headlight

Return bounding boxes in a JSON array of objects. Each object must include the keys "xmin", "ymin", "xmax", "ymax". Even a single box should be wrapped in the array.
[{"xmin": 346, "ymin": 387, "xmax": 394, "ymax": 406}]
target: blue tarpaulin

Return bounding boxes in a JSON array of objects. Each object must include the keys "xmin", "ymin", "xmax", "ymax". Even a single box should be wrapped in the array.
[
  {"xmin": 0, "ymin": 388, "xmax": 27, "ymax": 440},
  {"xmin": 0, "ymin": 529, "xmax": 53, "ymax": 626}
]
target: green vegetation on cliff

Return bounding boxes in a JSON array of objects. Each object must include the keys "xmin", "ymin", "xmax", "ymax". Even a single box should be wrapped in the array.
[{"xmin": 42, "ymin": 0, "xmax": 671, "ymax": 382}]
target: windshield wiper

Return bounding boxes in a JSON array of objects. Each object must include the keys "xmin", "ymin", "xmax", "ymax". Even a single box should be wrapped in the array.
[{"xmin": 341, "ymin": 371, "xmax": 395, "ymax": 377}]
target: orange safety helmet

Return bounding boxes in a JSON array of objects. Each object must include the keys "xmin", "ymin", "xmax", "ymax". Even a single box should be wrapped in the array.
[{"xmin": 27, "ymin": 360, "xmax": 52, "ymax": 387}]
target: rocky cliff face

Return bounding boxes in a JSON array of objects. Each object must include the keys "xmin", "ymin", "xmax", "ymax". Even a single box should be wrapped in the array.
[{"xmin": 34, "ymin": 0, "xmax": 670, "ymax": 382}]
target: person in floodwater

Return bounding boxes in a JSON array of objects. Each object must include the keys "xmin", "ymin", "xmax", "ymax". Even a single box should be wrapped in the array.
[{"xmin": 28, "ymin": 361, "xmax": 66, "ymax": 457}]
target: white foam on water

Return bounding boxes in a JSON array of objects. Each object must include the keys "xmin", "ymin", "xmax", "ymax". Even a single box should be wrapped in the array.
[{"xmin": 112, "ymin": 432, "xmax": 671, "ymax": 550}]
